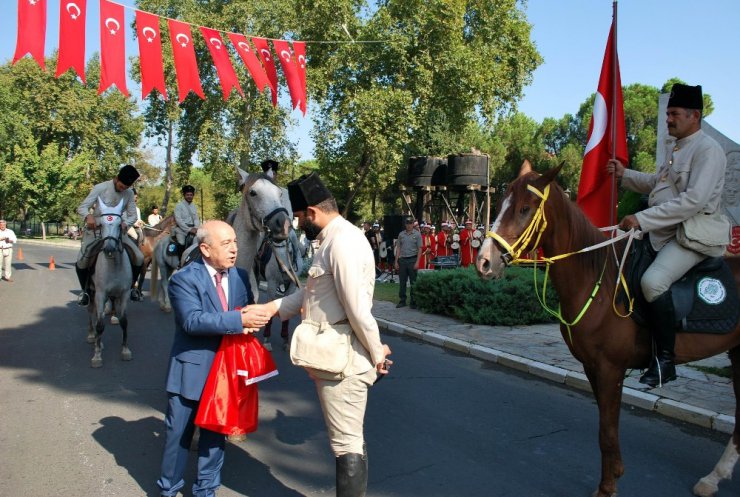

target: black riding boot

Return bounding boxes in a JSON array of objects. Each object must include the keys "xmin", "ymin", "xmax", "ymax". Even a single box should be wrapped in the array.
[
  {"xmin": 75, "ymin": 265, "xmax": 90, "ymax": 306},
  {"xmin": 336, "ymin": 452, "xmax": 368, "ymax": 497},
  {"xmin": 130, "ymin": 264, "xmax": 143, "ymax": 301},
  {"xmin": 639, "ymin": 291, "xmax": 677, "ymax": 387}
]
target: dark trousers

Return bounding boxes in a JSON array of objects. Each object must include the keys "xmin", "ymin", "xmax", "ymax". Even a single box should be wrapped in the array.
[
  {"xmin": 398, "ymin": 256, "xmax": 417, "ymax": 305},
  {"xmin": 157, "ymin": 394, "xmax": 225, "ymax": 497}
]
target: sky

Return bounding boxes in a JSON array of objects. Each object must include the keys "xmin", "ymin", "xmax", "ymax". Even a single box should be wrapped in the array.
[{"xmin": 2, "ymin": 0, "xmax": 739, "ymax": 162}]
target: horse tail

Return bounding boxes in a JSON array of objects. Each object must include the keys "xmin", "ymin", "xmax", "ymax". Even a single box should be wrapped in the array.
[{"xmin": 151, "ymin": 254, "xmax": 159, "ymax": 301}]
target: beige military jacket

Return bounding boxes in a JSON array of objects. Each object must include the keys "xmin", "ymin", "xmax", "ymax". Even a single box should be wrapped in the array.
[
  {"xmin": 275, "ymin": 215, "xmax": 385, "ymax": 375},
  {"xmin": 621, "ymin": 129, "xmax": 727, "ymax": 251}
]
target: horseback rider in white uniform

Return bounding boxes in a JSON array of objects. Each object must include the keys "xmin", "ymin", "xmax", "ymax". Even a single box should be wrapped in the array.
[
  {"xmin": 173, "ymin": 185, "xmax": 201, "ymax": 257},
  {"xmin": 75, "ymin": 165, "xmax": 145, "ymax": 305}
]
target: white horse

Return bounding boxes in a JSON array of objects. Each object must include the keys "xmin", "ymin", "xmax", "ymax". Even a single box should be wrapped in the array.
[
  {"xmin": 259, "ymin": 228, "xmax": 305, "ymax": 350},
  {"xmin": 149, "ymin": 235, "xmax": 181, "ymax": 312},
  {"xmin": 86, "ymin": 198, "xmax": 133, "ymax": 368},
  {"xmin": 232, "ymin": 168, "xmax": 292, "ymax": 299}
]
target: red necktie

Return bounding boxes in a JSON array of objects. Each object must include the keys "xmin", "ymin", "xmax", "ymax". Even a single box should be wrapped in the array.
[{"xmin": 214, "ymin": 271, "xmax": 228, "ymax": 311}]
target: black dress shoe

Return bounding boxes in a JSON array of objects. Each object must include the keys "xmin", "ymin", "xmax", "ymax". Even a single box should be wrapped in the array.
[{"xmin": 77, "ymin": 292, "xmax": 90, "ymax": 306}]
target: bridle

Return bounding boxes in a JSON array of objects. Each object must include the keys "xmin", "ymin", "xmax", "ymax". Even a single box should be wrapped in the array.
[{"xmin": 98, "ymin": 212, "xmax": 124, "ymax": 254}]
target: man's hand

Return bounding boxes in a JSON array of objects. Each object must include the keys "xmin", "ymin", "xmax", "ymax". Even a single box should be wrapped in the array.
[
  {"xmin": 606, "ymin": 159, "xmax": 626, "ymax": 179},
  {"xmin": 375, "ymin": 344, "xmax": 393, "ymax": 376},
  {"xmin": 85, "ymin": 214, "xmax": 96, "ymax": 229},
  {"xmin": 189, "ymin": 227, "xmax": 198, "ymax": 234},
  {"xmin": 240, "ymin": 305, "xmax": 271, "ymax": 332},
  {"xmin": 618, "ymin": 214, "xmax": 641, "ymax": 231}
]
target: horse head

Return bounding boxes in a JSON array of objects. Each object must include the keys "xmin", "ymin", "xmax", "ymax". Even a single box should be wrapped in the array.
[
  {"xmin": 476, "ymin": 160, "xmax": 563, "ymax": 280},
  {"xmin": 236, "ymin": 166, "xmax": 291, "ymax": 241},
  {"xmin": 97, "ymin": 197, "xmax": 125, "ymax": 257}
]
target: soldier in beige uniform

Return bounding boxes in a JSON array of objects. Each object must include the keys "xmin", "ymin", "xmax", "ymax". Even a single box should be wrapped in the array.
[
  {"xmin": 257, "ymin": 172, "xmax": 392, "ymax": 497},
  {"xmin": 607, "ymin": 83, "xmax": 729, "ymax": 387}
]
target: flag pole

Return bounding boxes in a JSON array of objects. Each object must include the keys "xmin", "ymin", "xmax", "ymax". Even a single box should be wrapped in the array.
[{"xmin": 609, "ymin": 1, "xmax": 618, "ymax": 229}]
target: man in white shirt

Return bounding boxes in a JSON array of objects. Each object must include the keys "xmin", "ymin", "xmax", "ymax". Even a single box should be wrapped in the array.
[
  {"xmin": 0, "ymin": 219, "xmax": 18, "ymax": 282},
  {"xmin": 173, "ymin": 185, "xmax": 201, "ymax": 255}
]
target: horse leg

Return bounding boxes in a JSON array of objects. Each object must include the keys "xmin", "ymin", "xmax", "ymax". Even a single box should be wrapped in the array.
[
  {"xmin": 86, "ymin": 304, "xmax": 96, "ymax": 344},
  {"xmin": 161, "ymin": 266, "xmax": 172, "ymax": 312},
  {"xmin": 263, "ymin": 316, "xmax": 275, "ymax": 351},
  {"xmin": 117, "ymin": 298, "xmax": 132, "ymax": 362},
  {"xmin": 693, "ymin": 347, "xmax": 740, "ymax": 497},
  {"xmin": 91, "ymin": 297, "xmax": 106, "ymax": 368},
  {"xmin": 584, "ymin": 364, "xmax": 625, "ymax": 497},
  {"xmin": 281, "ymin": 319, "xmax": 290, "ymax": 351}
]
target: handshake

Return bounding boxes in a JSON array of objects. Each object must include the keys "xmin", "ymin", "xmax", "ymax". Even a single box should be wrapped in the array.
[{"xmin": 239, "ymin": 303, "xmax": 275, "ymax": 333}]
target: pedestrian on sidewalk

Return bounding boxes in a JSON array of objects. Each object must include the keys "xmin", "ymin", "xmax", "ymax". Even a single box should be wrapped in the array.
[
  {"xmin": 394, "ymin": 216, "xmax": 422, "ymax": 308},
  {"xmin": 0, "ymin": 219, "xmax": 18, "ymax": 282},
  {"xmin": 254, "ymin": 172, "xmax": 392, "ymax": 497}
]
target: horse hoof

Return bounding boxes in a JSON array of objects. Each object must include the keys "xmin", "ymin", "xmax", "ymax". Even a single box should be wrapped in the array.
[
  {"xmin": 693, "ymin": 478, "xmax": 718, "ymax": 497},
  {"xmin": 110, "ymin": 316, "xmax": 119, "ymax": 325},
  {"xmin": 91, "ymin": 358, "xmax": 103, "ymax": 368},
  {"xmin": 121, "ymin": 349, "xmax": 133, "ymax": 361}
]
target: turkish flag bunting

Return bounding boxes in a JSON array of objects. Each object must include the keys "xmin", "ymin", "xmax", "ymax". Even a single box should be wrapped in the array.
[
  {"xmin": 13, "ymin": 0, "xmax": 47, "ymax": 70},
  {"xmin": 293, "ymin": 41, "xmax": 307, "ymax": 115},
  {"xmin": 200, "ymin": 27, "xmax": 243, "ymax": 100},
  {"xmin": 168, "ymin": 19, "xmax": 205, "ymax": 103},
  {"xmin": 56, "ymin": 0, "xmax": 87, "ymax": 82},
  {"xmin": 251, "ymin": 37, "xmax": 279, "ymax": 107},
  {"xmin": 228, "ymin": 33, "xmax": 269, "ymax": 93},
  {"xmin": 98, "ymin": 0, "xmax": 128, "ymax": 96},
  {"xmin": 576, "ymin": 20, "xmax": 628, "ymax": 228},
  {"xmin": 136, "ymin": 10, "xmax": 166, "ymax": 100},
  {"xmin": 273, "ymin": 40, "xmax": 305, "ymax": 115}
]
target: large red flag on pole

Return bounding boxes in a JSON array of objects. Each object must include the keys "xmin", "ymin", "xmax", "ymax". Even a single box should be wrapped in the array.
[
  {"xmin": 13, "ymin": 0, "xmax": 47, "ymax": 70},
  {"xmin": 98, "ymin": 0, "xmax": 128, "ymax": 96},
  {"xmin": 576, "ymin": 6, "xmax": 628, "ymax": 228},
  {"xmin": 56, "ymin": 0, "xmax": 87, "ymax": 82},
  {"xmin": 136, "ymin": 9, "xmax": 167, "ymax": 100},
  {"xmin": 168, "ymin": 19, "xmax": 205, "ymax": 103},
  {"xmin": 200, "ymin": 27, "xmax": 243, "ymax": 100}
]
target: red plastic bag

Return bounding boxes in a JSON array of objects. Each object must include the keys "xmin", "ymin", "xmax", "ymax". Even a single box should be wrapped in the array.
[{"xmin": 195, "ymin": 334, "xmax": 278, "ymax": 436}]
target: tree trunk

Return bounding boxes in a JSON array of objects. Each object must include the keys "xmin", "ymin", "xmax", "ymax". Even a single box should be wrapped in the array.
[
  {"xmin": 41, "ymin": 221, "xmax": 47, "ymax": 241},
  {"xmin": 161, "ymin": 121, "xmax": 174, "ymax": 215},
  {"xmin": 341, "ymin": 149, "xmax": 371, "ymax": 218}
]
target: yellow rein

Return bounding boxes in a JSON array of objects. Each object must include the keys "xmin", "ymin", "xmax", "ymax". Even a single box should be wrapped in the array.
[{"xmin": 485, "ymin": 183, "xmax": 634, "ymax": 340}]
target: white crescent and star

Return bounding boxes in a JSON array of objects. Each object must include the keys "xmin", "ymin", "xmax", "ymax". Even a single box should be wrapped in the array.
[
  {"xmin": 237, "ymin": 41, "xmax": 251, "ymax": 53},
  {"xmin": 65, "ymin": 2, "xmax": 81, "ymax": 20},
  {"xmin": 105, "ymin": 18, "xmax": 120, "ymax": 35},
  {"xmin": 260, "ymin": 48, "xmax": 272, "ymax": 62},
  {"xmin": 298, "ymin": 54, "xmax": 306, "ymax": 69},
  {"xmin": 280, "ymin": 50, "xmax": 292, "ymax": 62},
  {"xmin": 176, "ymin": 33, "xmax": 190, "ymax": 48},
  {"xmin": 584, "ymin": 91, "xmax": 608, "ymax": 156},
  {"xmin": 142, "ymin": 26, "xmax": 157, "ymax": 43},
  {"xmin": 209, "ymin": 37, "xmax": 222, "ymax": 49}
]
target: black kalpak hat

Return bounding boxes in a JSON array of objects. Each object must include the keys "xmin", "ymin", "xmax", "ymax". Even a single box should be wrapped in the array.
[
  {"xmin": 668, "ymin": 83, "xmax": 703, "ymax": 110},
  {"xmin": 261, "ymin": 159, "xmax": 279, "ymax": 172},
  {"xmin": 181, "ymin": 184, "xmax": 195, "ymax": 194},
  {"xmin": 287, "ymin": 172, "xmax": 333, "ymax": 212},
  {"xmin": 117, "ymin": 165, "xmax": 140, "ymax": 186}
]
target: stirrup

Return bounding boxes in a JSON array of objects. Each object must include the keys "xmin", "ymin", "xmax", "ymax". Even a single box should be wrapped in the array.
[
  {"xmin": 77, "ymin": 292, "xmax": 90, "ymax": 306},
  {"xmin": 130, "ymin": 288, "xmax": 143, "ymax": 301}
]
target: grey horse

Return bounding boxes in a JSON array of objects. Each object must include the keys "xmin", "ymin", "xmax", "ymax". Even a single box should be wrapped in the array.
[
  {"xmin": 86, "ymin": 198, "xmax": 133, "ymax": 368},
  {"xmin": 149, "ymin": 234, "xmax": 181, "ymax": 312}
]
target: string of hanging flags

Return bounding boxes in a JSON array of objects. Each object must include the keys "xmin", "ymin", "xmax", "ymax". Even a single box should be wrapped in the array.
[{"xmin": 12, "ymin": 0, "xmax": 308, "ymax": 114}]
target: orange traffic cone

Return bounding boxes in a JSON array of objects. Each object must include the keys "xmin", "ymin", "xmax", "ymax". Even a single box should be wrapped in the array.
[
  {"xmin": 16, "ymin": 247, "xmax": 24, "ymax": 261},
  {"xmin": 49, "ymin": 256, "xmax": 56, "ymax": 271}
]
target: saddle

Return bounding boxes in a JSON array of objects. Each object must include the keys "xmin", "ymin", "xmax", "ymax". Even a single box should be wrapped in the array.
[{"xmin": 625, "ymin": 237, "xmax": 739, "ymax": 334}]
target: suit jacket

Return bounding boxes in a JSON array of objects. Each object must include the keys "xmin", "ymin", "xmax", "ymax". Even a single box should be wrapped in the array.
[{"xmin": 166, "ymin": 258, "xmax": 255, "ymax": 401}]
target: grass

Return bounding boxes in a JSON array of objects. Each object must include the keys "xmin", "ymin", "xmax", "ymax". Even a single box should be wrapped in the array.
[
  {"xmin": 374, "ymin": 281, "xmax": 401, "ymax": 304},
  {"xmin": 687, "ymin": 365, "xmax": 732, "ymax": 379}
]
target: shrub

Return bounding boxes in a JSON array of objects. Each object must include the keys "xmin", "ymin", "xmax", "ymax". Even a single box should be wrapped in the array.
[{"xmin": 412, "ymin": 266, "xmax": 559, "ymax": 326}]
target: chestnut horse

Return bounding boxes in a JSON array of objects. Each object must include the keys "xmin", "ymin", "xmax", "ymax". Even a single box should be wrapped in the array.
[{"xmin": 475, "ymin": 162, "xmax": 739, "ymax": 497}]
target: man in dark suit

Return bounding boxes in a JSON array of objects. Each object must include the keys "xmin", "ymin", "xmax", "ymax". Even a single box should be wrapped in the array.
[{"xmin": 157, "ymin": 220, "xmax": 270, "ymax": 497}]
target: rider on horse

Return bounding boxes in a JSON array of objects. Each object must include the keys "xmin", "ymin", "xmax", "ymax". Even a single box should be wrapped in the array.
[
  {"xmin": 607, "ymin": 83, "xmax": 731, "ymax": 387},
  {"xmin": 173, "ymin": 185, "xmax": 201, "ymax": 257},
  {"xmin": 75, "ymin": 165, "xmax": 145, "ymax": 306}
]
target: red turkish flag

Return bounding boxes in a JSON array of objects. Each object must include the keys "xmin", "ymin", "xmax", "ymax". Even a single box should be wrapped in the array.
[
  {"xmin": 251, "ymin": 37, "xmax": 278, "ymax": 107},
  {"xmin": 576, "ymin": 20, "xmax": 628, "ymax": 228},
  {"xmin": 272, "ymin": 39, "xmax": 305, "ymax": 115},
  {"xmin": 228, "ymin": 33, "xmax": 270, "ymax": 93},
  {"xmin": 168, "ymin": 19, "xmax": 205, "ymax": 103},
  {"xmin": 13, "ymin": 0, "xmax": 47, "ymax": 70},
  {"xmin": 56, "ymin": 0, "xmax": 87, "ymax": 82},
  {"xmin": 136, "ymin": 10, "xmax": 166, "ymax": 100},
  {"xmin": 200, "ymin": 27, "xmax": 243, "ymax": 100},
  {"xmin": 293, "ymin": 41, "xmax": 307, "ymax": 115},
  {"xmin": 98, "ymin": 0, "xmax": 128, "ymax": 96}
]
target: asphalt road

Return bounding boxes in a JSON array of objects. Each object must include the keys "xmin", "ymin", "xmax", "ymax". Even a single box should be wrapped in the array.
[{"xmin": 0, "ymin": 242, "xmax": 737, "ymax": 497}]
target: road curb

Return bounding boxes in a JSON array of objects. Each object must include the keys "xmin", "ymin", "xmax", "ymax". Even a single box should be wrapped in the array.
[{"xmin": 375, "ymin": 318, "xmax": 733, "ymax": 435}]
